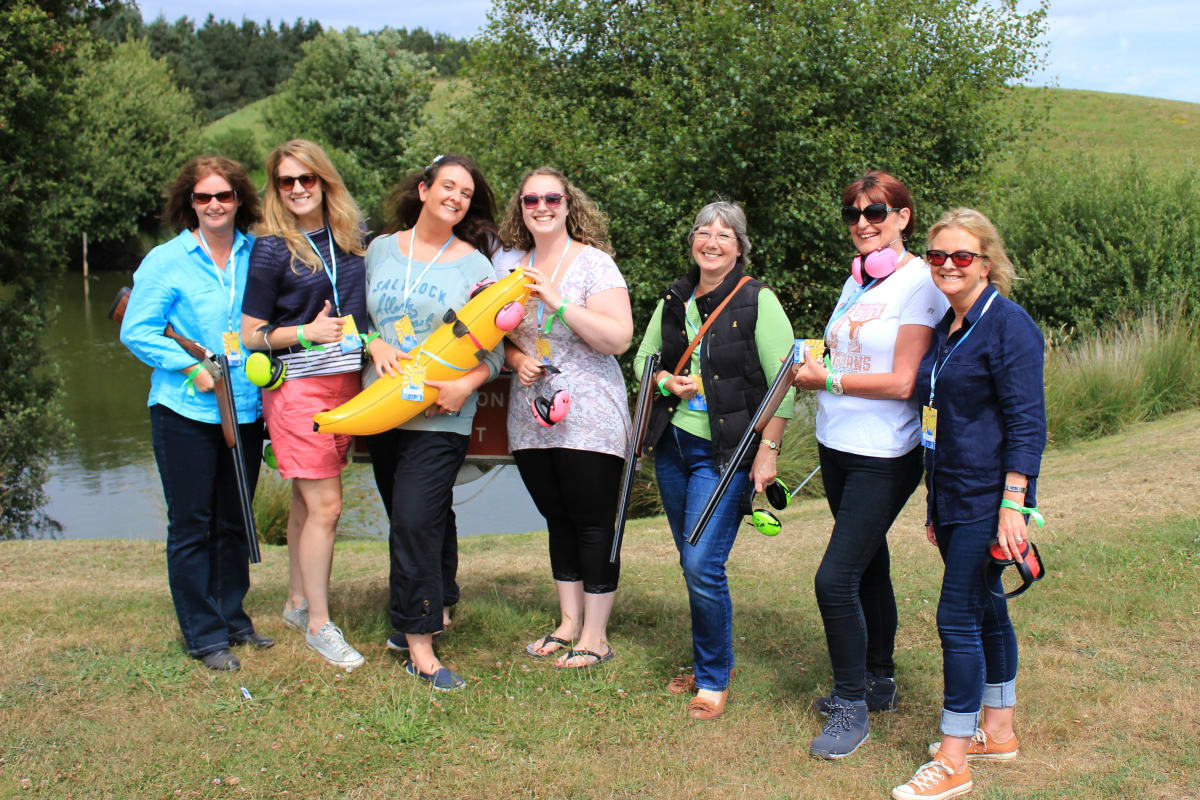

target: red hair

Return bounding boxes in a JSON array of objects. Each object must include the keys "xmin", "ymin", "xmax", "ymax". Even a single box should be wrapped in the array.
[{"xmin": 841, "ymin": 170, "xmax": 914, "ymax": 241}]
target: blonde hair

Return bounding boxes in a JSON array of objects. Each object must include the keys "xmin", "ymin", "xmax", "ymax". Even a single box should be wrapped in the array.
[
  {"xmin": 926, "ymin": 207, "xmax": 1016, "ymax": 297},
  {"xmin": 258, "ymin": 139, "xmax": 366, "ymax": 273},
  {"xmin": 498, "ymin": 166, "xmax": 613, "ymax": 256}
]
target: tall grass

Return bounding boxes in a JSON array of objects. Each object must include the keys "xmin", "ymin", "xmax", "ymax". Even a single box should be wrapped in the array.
[
  {"xmin": 253, "ymin": 469, "xmax": 291, "ymax": 546},
  {"xmin": 1045, "ymin": 304, "xmax": 1200, "ymax": 445}
]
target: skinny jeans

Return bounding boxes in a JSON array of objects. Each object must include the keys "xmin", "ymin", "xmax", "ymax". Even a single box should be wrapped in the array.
[
  {"xmin": 654, "ymin": 425, "xmax": 752, "ymax": 692},
  {"xmin": 815, "ymin": 443, "xmax": 922, "ymax": 701},
  {"xmin": 150, "ymin": 404, "xmax": 263, "ymax": 657},
  {"xmin": 933, "ymin": 515, "xmax": 1019, "ymax": 737},
  {"xmin": 512, "ymin": 448, "xmax": 623, "ymax": 593},
  {"xmin": 367, "ymin": 429, "xmax": 468, "ymax": 635}
]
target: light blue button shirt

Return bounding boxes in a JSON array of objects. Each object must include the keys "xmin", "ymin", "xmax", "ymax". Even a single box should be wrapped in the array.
[{"xmin": 120, "ymin": 229, "xmax": 262, "ymax": 424}]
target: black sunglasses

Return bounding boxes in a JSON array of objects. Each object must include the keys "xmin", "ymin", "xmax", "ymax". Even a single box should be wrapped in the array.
[
  {"xmin": 192, "ymin": 190, "xmax": 237, "ymax": 204},
  {"xmin": 520, "ymin": 193, "xmax": 565, "ymax": 209},
  {"xmin": 841, "ymin": 203, "xmax": 901, "ymax": 226},
  {"xmin": 276, "ymin": 173, "xmax": 319, "ymax": 191},
  {"xmin": 925, "ymin": 249, "xmax": 988, "ymax": 268}
]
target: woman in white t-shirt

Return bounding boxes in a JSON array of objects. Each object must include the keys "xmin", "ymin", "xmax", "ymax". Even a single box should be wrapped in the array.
[{"xmin": 792, "ymin": 170, "xmax": 949, "ymax": 759}]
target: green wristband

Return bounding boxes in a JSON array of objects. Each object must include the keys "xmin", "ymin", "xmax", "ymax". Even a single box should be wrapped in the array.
[
  {"xmin": 361, "ymin": 331, "xmax": 380, "ymax": 347},
  {"xmin": 657, "ymin": 376, "xmax": 670, "ymax": 396},
  {"xmin": 1000, "ymin": 498, "xmax": 1045, "ymax": 527},
  {"xmin": 825, "ymin": 372, "xmax": 834, "ymax": 393},
  {"xmin": 296, "ymin": 324, "xmax": 324, "ymax": 352},
  {"xmin": 183, "ymin": 364, "xmax": 204, "ymax": 396},
  {"xmin": 543, "ymin": 302, "xmax": 569, "ymax": 334}
]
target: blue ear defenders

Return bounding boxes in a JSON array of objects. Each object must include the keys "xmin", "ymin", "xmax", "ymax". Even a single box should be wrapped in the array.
[{"xmin": 531, "ymin": 364, "xmax": 570, "ymax": 427}]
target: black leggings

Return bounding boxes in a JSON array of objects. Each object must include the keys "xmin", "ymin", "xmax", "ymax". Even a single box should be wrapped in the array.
[
  {"xmin": 512, "ymin": 447, "xmax": 624, "ymax": 594},
  {"xmin": 814, "ymin": 443, "xmax": 923, "ymax": 701}
]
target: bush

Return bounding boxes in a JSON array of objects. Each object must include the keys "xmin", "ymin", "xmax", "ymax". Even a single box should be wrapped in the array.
[{"xmin": 202, "ymin": 126, "xmax": 262, "ymax": 173}]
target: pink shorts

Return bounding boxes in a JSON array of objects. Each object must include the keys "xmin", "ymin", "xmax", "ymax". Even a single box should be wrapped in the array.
[{"xmin": 263, "ymin": 371, "xmax": 360, "ymax": 479}]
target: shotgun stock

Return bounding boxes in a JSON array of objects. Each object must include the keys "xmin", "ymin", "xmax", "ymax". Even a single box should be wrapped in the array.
[
  {"xmin": 609, "ymin": 352, "xmax": 661, "ymax": 564},
  {"xmin": 109, "ymin": 286, "xmax": 261, "ymax": 563},
  {"xmin": 686, "ymin": 348, "xmax": 798, "ymax": 547}
]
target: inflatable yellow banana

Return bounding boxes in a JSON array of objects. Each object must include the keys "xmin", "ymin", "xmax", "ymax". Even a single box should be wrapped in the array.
[{"xmin": 313, "ymin": 268, "xmax": 529, "ymax": 435}]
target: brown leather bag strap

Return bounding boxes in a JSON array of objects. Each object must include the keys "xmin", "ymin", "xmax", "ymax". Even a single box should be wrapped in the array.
[{"xmin": 672, "ymin": 275, "xmax": 754, "ymax": 374}]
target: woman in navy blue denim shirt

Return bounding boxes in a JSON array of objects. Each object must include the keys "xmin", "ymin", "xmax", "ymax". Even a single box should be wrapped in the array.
[{"xmin": 893, "ymin": 208, "xmax": 1046, "ymax": 800}]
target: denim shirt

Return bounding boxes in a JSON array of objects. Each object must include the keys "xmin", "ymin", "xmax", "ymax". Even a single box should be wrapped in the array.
[
  {"xmin": 121, "ymin": 229, "xmax": 262, "ymax": 425},
  {"xmin": 914, "ymin": 286, "xmax": 1046, "ymax": 526}
]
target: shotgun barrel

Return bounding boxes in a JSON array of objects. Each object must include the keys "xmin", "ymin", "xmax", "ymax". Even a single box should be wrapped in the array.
[{"xmin": 609, "ymin": 352, "xmax": 661, "ymax": 564}]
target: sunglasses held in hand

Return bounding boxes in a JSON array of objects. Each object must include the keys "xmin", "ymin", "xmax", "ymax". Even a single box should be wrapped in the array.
[
  {"xmin": 925, "ymin": 249, "xmax": 988, "ymax": 268},
  {"xmin": 841, "ymin": 203, "xmax": 901, "ymax": 226},
  {"xmin": 276, "ymin": 173, "xmax": 319, "ymax": 191}
]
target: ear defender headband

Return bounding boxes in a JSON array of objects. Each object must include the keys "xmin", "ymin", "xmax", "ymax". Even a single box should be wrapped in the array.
[
  {"xmin": 983, "ymin": 538, "xmax": 1045, "ymax": 598},
  {"xmin": 851, "ymin": 236, "xmax": 903, "ymax": 285},
  {"xmin": 531, "ymin": 364, "xmax": 570, "ymax": 427}
]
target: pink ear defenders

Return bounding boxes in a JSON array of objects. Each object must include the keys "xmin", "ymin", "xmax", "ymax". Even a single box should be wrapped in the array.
[
  {"xmin": 531, "ymin": 364, "xmax": 570, "ymax": 427},
  {"xmin": 468, "ymin": 277, "xmax": 525, "ymax": 331},
  {"xmin": 983, "ymin": 537, "xmax": 1045, "ymax": 599},
  {"xmin": 850, "ymin": 237, "xmax": 903, "ymax": 285}
]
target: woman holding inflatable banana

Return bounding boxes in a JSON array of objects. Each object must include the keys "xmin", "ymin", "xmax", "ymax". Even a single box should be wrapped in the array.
[
  {"xmin": 494, "ymin": 166, "xmax": 634, "ymax": 669},
  {"xmin": 361, "ymin": 154, "xmax": 504, "ymax": 691},
  {"xmin": 890, "ymin": 208, "xmax": 1045, "ymax": 800},
  {"xmin": 240, "ymin": 139, "xmax": 370, "ymax": 671}
]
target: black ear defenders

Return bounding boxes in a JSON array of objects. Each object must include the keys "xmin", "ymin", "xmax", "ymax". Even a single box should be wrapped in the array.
[
  {"xmin": 531, "ymin": 364, "xmax": 570, "ymax": 427},
  {"xmin": 748, "ymin": 465, "xmax": 821, "ymax": 536}
]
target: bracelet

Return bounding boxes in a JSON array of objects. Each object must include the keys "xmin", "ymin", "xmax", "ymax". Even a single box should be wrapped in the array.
[
  {"xmin": 657, "ymin": 376, "xmax": 670, "ymax": 396},
  {"xmin": 1004, "ymin": 483, "xmax": 1027, "ymax": 494},
  {"xmin": 999, "ymin": 498, "xmax": 1045, "ymax": 527}
]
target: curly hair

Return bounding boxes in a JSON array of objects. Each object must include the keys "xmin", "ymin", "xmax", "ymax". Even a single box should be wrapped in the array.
[
  {"xmin": 257, "ymin": 139, "xmax": 366, "ymax": 274},
  {"xmin": 163, "ymin": 155, "xmax": 260, "ymax": 233},
  {"xmin": 498, "ymin": 166, "xmax": 613, "ymax": 256},
  {"xmin": 382, "ymin": 154, "xmax": 499, "ymax": 256},
  {"xmin": 842, "ymin": 169, "xmax": 915, "ymax": 242},
  {"xmin": 927, "ymin": 207, "xmax": 1017, "ymax": 297}
]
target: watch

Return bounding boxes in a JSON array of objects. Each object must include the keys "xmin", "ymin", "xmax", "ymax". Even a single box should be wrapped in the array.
[
  {"xmin": 830, "ymin": 371, "xmax": 844, "ymax": 395},
  {"xmin": 761, "ymin": 438, "xmax": 781, "ymax": 453}
]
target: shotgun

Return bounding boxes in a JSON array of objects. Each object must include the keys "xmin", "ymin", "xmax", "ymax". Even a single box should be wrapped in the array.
[
  {"xmin": 687, "ymin": 348, "xmax": 798, "ymax": 547},
  {"xmin": 109, "ymin": 287, "xmax": 261, "ymax": 563},
  {"xmin": 609, "ymin": 351, "xmax": 661, "ymax": 564}
]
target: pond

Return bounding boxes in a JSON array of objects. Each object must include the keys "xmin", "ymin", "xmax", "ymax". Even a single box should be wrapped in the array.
[{"xmin": 43, "ymin": 270, "xmax": 545, "ymax": 540}]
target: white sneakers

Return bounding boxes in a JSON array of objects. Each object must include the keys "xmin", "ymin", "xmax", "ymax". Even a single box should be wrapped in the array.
[{"xmin": 305, "ymin": 621, "xmax": 365, "ymax": 671}]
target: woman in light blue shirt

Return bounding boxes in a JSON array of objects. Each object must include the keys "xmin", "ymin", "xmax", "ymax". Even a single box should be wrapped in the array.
[{"xmin": 120, "ymin": 156, "xmax": 267, "ymax": 672}]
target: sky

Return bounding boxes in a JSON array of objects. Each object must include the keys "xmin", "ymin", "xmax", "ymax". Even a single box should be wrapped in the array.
[{"xmin": 135, "ymin": 0, "xmax": 1200, "ymax": 105}]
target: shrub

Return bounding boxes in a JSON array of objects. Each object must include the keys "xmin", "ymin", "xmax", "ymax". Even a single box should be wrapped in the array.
[
  {"xmin": 202, "ymin": 127, "xmax": 262, "ymax": 173},
  {"xmin": 254, "ymin": 469, "xmax": 291, "ymax": 547}
]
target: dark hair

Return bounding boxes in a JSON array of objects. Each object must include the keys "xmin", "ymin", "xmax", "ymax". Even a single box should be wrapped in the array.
[
  {"xmin": 383, "ymin": 154, "xmax": 499, "ymax": 256},
  {"xmin": 841, "ymin": 170, "xmax": 914, "ymax": 241},
  {"xmin": 163, "ymin": 155, "xmax": 260, "ymax": 233}
]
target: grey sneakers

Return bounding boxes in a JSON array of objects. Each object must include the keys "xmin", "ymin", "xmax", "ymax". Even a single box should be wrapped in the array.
[
  {"xmin": 282, "ymin": 600, "xmax": 309, "ymax": 632},
  {"xmin": 305, "ymin": 622, "xmax": 365, "ymax": 671},
  {"xmin": 813, "ymin": 673, "xmax": 899, "ymax": 715},
  {"xmin": 810, "ymin": 697, "xmax": 870, "ymax": 759}
]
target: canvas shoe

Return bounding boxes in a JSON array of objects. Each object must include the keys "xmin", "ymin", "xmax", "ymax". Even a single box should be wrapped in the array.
[
  {"xmin": 809, "ymin": 697, "xmax": 869, "ymax": 759},
  {"xmin": 812, "ymin": 672, "xmax": 898, "ymax": 715},
  {"xmin": 305, "ymin": 622, "xmax": 365, "ymax": 671},
  {"xmin": 282, "ymin": 600, "xmax": 309, "ymax": 633},
  {"xmin": 892, "ymin": 753, "xmax": 973, "ymax": 800},
  {"xmin": 928, "ymin": 728, "xmax": 1019, "ymax": 761}
]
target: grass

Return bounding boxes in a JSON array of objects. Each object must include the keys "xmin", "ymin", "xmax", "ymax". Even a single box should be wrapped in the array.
[
  {"xmin": 3, "ymin": 410, "xmax": 1199, "ymax": 798},
  {"xmin": 202, "ymin": 96, "xmax": 274, "ymax": 145}
]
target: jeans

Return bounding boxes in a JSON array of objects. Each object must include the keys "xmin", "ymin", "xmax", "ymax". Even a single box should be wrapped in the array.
[
  {"xmin": 513, "ymin": 448, "xmax": 624, "ymax": 593},
  {"xmin": 934, "ymin": 516, "xmax": 1018, "ymax": 737},
  {"xmin": 150, "ymin": 404, "xmax": 263, "ymax": 656},
  {"xmin": 814, "ymin": 443, "xmax": 922, "ymax": 701},
  {"xmin": 367, "ymin": 429, "xmax": 468, "ymax": 635},
  {"xmin": 654, "ymin": 425, "xmax": 752, "ymax": 692}
]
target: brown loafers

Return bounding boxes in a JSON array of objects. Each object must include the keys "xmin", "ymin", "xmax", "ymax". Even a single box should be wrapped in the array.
[
  {"xmin": 667, "ymin": 674, "xmax": 696, "ymax": 695},
  {"xmin": 687, "ymin": 690, "xmax": 728, "ymax": 720}
]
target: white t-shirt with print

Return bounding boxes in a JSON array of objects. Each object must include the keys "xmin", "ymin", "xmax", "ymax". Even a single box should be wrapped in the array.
[{"xmin": 815, "ymin": 257, "xmax": 949, "ymax": 458}]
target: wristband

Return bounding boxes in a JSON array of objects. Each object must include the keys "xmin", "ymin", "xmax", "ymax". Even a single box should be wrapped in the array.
[
  {"xmin": 826, "ymin": 372, "xmax": 833, "ymax": 393},
  {"xmin": 361, "ymin": 331, "xmax": 381, "ymax": 347},
  {"xmin": 183, "ymin": 364, "xmax": 204, "ymax": 396},
  {"xmin": 657, "ymin": 376, "xmax": 670, "ymax": 396},
  {"xmin": 999, "ymin": 498, "xmax": 1045, "ymax": 527},
  {"xmin": 296, "ymin": 324, "xmax": 324, "ymax": 352},
  {"xmin": 544, "ymin": 302, "xmax": 569, "ymax": 334}
]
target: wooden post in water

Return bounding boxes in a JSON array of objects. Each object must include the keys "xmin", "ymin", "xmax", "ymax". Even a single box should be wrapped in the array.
[{"xmin": 82, "ymin": 232, "xmax": 89, "ymax": 300}]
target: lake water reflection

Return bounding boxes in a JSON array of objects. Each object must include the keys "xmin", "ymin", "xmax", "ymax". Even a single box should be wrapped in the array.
[{"xmin": 45, "ymin": 271, "xmax": 545, "ymax": 540}]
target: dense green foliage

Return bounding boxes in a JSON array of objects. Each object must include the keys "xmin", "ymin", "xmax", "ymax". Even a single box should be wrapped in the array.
[
  {"xmin": 67, "ymin": 39, "xmax": 198, "ymax": 244},
  {"xmin": 391, "ymin": 26, "xmax": 470, "ymax": 76},
  {"xmin": 265, "ymin": 29, "xmax": 436, "ymax": 224},
  {"xmin": 412, "ymin": 0, "xmax": 1046, "ymax": 334}
]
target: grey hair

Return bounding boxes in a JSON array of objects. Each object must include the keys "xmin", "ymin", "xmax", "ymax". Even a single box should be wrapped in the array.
[{"xmin": 688, "ymin": 201, "xmax": 751, "ymax": 269}]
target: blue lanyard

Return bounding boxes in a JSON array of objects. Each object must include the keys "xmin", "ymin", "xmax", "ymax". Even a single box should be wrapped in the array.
[
  {"xmin": 684, "ymin": 292, "xmax": 703, "ymax": 360},
  {"xmin": 532, "ymin": 236, "xmax": 572, "ymax": 331},
  {"xmin": 194, "ymin": 228, "xmax": 237, "ymax": 333},
  {"xmin": 405, "ymin": 231, "xmax": 455, "ymax": 310},
  {"xmin": 823, "ymin": 278, "xmax": 878, "ymax": 342},
  {"xmin": 303, "ymin": 226, "xmax": 341, "ymax": 316},
  {"xmin": 928, "ymin": 289, "xmax": 998, "ymax": 406}
]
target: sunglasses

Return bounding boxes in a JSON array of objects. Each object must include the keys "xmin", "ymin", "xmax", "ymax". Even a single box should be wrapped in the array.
[
  {"xmin": 841, "ymin": 203, "xmax": 901, "ymax": 226},
  {"xmin": 520, "ymin": 193, "xmax": 565, "ymax": 209},
  {"xmin": 192, "ymin": 190, "xmax": 237, "ymax": 204},
  {"xmin": 925, "ymin": 249, "xmax": 988, "ymax": 268},
  {"xmin": 276, "ymin": 173, "xmax": 319, "ymax": 191}
]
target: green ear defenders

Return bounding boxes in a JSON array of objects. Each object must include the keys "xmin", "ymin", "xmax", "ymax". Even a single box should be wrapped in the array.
[{"xmin": 748, "ymin": 465, "xmax": 822, "ymax": 536}]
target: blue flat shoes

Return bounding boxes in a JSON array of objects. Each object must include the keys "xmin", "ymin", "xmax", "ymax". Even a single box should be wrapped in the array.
[{"xmin": 404, "ymin": 659, "xmax": 466, "ymax": 691}]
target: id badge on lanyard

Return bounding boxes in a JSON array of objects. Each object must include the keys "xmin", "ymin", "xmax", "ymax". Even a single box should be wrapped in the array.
[{"xmin": 921, "ymin": 404, "xmax": 937, "ymax": 449}]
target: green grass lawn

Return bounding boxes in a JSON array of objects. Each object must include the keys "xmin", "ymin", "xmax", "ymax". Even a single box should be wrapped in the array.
[{"xmin": 3, "ymin": 411, "xmax": 1198, "ymax": 798}]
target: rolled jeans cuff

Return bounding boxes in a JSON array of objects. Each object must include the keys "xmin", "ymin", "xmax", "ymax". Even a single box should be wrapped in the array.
[
  {"xmin": 940, "ymin": 708, "xmax": 981, "ymax": 739},
  {"xmin": 982, "ymin": 678, "xmax": 1017, "ymax": 709}
]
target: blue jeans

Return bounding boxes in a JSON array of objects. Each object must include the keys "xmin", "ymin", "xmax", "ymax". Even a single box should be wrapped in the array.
[
  {"xmin": 934, "ymin": 516, "xmax": 1018, "ymax": 737},
  {"xmin": 815, "ymin": 444, "xmax": 922, "ymax": 701},
  {"xmin": 150, "ymin": 404, "xmax": 263, "ymax": 656},
  {"xmin": 654, "ymin": 425, "xmax": 752, "ymax": 692}
]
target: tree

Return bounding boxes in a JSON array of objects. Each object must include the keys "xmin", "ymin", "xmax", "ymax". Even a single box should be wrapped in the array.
[
  {"xmin": 67, "ymin": 38, "xmax": 199, "ymax": 245},
  {"xmin": 265, "ymin": 28, "xmax": 436, "ymax": 223},
  {"xmin": 411, "ymin": 0, "xmax": 1046, "ymax": 334}
]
